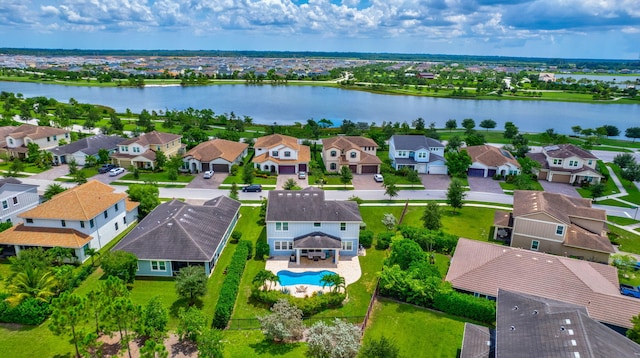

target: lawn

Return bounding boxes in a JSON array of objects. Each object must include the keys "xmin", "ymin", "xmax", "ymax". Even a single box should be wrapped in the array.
[
  {"xmin": 362, "ymin": 298, "xmax": 469, "ymax": 358},
  {"xmin": 0, "ymin": 259, "xmax": 12, "ymax": 291},
  {"xmin": 0, "ymin": 161, "xmax": 47, "ymax": 174},
  {"xmin": 500, "ymin": 181, "xmax": 544, "ymax": 192},
  {"xmin": 223, "ymin": 173, "xmax": 277, "ymax": 185},
  {"xmin": 308, "ymin": 174, "xmax": 350, "ymax": 185},
  {"xmin": 595, "ymin": 199, "xmax": 636, "ymax": 208},
  {"xmin": 607, "ymin": 216, "xmax": 640, "ymax": 226},
  {"xmin": 120, "ymin": 171, "xmax": 195, "ymax": 183},
  {"xmin": 610, "ymin": 225, "xmax": 640, "ymax": 255},
  {"xmin": 222, "ymin": 330, "xmax": 306, "ymax": 357},
  {"xmin": 610, "ymin": 164, "xmax": 640, "ymax": 205}
]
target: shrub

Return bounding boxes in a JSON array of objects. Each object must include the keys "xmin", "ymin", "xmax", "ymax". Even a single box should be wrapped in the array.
[
  {"xmin": 375, "ymin": 232, "xmax": 394, "ymax": 250},
  {"xmin": 212, "ymin": 241, "xmax": 250, "ymax": 329},
  {"xmin": 255, "ymin": 233, "xmax": 270, "ymax": 260},
  {"xmin": 250, "ymin": 289, "xmax": 345, "ymax": 316},
  {"xmin": 433, "ymin": 290, "xmax": 496, "ymax": 324},
  {"xmin": 243, "ymin": 239, "xmax": 254, "ymax": 260},
  {"xmin": 230, "ymin": 231, "xmax": 242, "ymax": 244},
  {"xmin": 359, "ymin": 230, "xmax": 374, "ymax": 249},
  {"xmin": 0, "ymin": 294, "xmax": 51, "ymax": 325},
  {"xmin": 230, "ymin": 164, "xmax": 240, "ymax": 176}
]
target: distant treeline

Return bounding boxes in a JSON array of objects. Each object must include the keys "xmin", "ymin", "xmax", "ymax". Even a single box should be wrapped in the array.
[{"xmin": 1, "ymin": 48, "xmax": 639, "ymax": 70}]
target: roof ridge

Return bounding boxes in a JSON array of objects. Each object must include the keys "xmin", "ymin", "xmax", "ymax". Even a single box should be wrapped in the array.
[{"xmin": 174, "ymin": 206, "xmax": 212, "ymax": 259}]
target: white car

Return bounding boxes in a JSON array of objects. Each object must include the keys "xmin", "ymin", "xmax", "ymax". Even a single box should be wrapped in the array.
[
  {"xmin": 374, "ymin": 174, "xmax": 384, "ymax": 182},
  {"xmin": 203, "ymin": 170, "xmax": 214, "ymax": 179},
  {"xmin": 298, "ymin": 171, "xmax": 306, "ymax": 179},
  {"xmin": 109, "ymin": 167, "xmax": 125, "ymax": 177}
]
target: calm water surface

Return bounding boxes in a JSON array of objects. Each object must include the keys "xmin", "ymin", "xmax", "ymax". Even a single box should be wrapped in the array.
[{"xmin": 1, "ymin": 81, "xmax": 638, "ymax": 136}]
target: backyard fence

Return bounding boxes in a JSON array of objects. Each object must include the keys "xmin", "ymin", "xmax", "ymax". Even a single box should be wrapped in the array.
[{"xmin": 361, "ymin": 277, "xmax": 380, "ymax": 334}]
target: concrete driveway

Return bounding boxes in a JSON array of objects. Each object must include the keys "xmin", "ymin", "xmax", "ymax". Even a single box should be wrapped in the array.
[
  {"xmin": 468, "ymin": 177, "xmax": 504, "ymax": 194},
  {"xmin": 421, "ymin": 174, "xmax": 450, "ymax": 190},
  {"xmin": 277, "ymin": 174, "xmax": 307, "ymax": 189},
  {"xmin": 539, "ymin": 181, "xmax": 580, "ymax": 197},
  {"xmin": 187, "ymin": 172, "xmax": 228, "ymax": 189},
  {"xmin": 29, "ymin": 164, "xmax": 69, "ymax": 180},
  {"xmin": 89, "ymin": 169, "xmax": 128, "ymax": 184},
  {"xmin": 352, "ymin": 174, "xmax": 384, "ymax": 190}
]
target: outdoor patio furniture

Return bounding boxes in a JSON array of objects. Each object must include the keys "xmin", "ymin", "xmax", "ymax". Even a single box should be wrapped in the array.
[{"xmin": 295, "ymin": 286, "xmax": 308, "ymax": 293}]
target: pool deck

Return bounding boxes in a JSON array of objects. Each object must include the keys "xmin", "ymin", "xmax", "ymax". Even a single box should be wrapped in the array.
[{"xmin": 265, "ymin": 255, "xmax": 362, "ymax": 298}]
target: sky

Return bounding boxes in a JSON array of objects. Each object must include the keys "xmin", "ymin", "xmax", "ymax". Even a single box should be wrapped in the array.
[{"xmin": 1, "ymin": 0, "xmax": 639, "ymax": 60}]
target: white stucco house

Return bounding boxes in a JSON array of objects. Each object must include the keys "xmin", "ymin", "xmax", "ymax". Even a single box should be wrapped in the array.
[{"xmin": 388, "ymin": 135, "xmax": 447, "ymax": 174}]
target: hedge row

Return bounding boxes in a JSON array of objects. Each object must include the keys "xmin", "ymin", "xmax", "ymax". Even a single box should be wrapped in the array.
[
  {"xmin": 212, "ymin": 240, "xmax": 250, "ymax": 329},
  {"xmin": 433, "ymin": 291, "xmax": 496, "ymax": 324},
  {"xmin": 0, "ymin": 294, "xmax": 51, "ymax": 325},
  {"xmin": 250, "ymin": 288, "xmax": 345, "ymax": 316},
  {"xmin": 397, "ymin": 225, "xmax": 459, "ymax": 254}
]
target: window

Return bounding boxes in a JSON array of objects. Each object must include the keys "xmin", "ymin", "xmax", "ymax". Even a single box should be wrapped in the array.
[
  {"xmin": 47, "ymin": 136, "xmax": 51, "ymax": 142},
  {"xmin": 104, "ymin": 210, "xmax": 108, "ymax": 219},
  {"xmin": 53, "ymin": 135, "xmax": 57, "ymax": 140},
  {"xmin": 330, "ymin": 163, "xmax": 337, "ymax": 170},
  {"xmin": 531, "ymin": 240, "xmax": 540, "ymax": 251},
  {"xmin": 587, "ymin": 160, "xmax": 593, "ymax": 166},
  {"xmin": 80, "ymin": 221, "xmax": 85, "ymax": 228},
  {"xmin": 115, "ymin": 203, "xmax": 119, "ymax": 212},
  {"xmin": 556, "ymin": 225, "xmax": 564, "ymax": 236},
  {"xmin": 553, "ymin": 159, "xmax": 563, "ymax": 165},
  {"xmin": 569, "ymin": 160, "xmax": 578, "ymax": 167},
  {"xmin": 133, "ymin": 147, "xmax": 140, "ymax": 153},
  {"xmin": 123, "ymin": 217, "xmax": 127, "ymax": 225},
  {"xmin": 26, "ymin": 218, "xmax": 33, "ymax": 224},
  {"xmin": 90, "ymin": 219, "xmax": 95, "ymax": 228},
  {"xmin": 275, "ymin": 222, "xmax": 288, "ymax": 231},
  {"xmin": 314, "ymin": 222, "xmax": 321, "ymax": 228},
  {"xmin": 2, "ymin": 201, "xmax": 7, "ymax": 210},
  {"xmin": 418, "ymin": 152, "xmax": 427, "ymax": 158},
  {"xmin": 6, "ymin": 218, "xmax": 11, "ymax": 224},
  {"xmin": 271, "ymin": 150, "xmax": 279, "ymax": 157},
  {"xmin": 12, "ymin": 197, "xmax": 18, "ymax": 205},
  {"xmin": 65, "ymin": 133, "xmax": 69, "ymax": 138},
  {"xmin": 151, "ymin": 261, "xmax": 166, "ymax": 271},
  {"xmin": 340, "ymin": 222, "xmax": 346, "ymax": 231},
  {"xmin": 121, "ymin": 146, "xmax": 128, "ymax": 152},
  {"xmin": 274, "ymin": 241, "xmax": 293, "ymax": 251},
  {"xmin": 156, "ymin": 145, "xmax": 161, "ymax": 150},
  {"xmin": 61, "ymin": 220, "xmax": 66, "ymax": 227},
  {"xmin": 350, "ymin": 152, "xmax": 357, "ymax": 158},
  {"xmin": 284, "ymin": 151, "xmax": 291, "ymax": 157},
  {"xmin": 330, "ymin": 150, "xmax": 337, "ymax": 157},
  {"xmin": 83, "ymin": 244, "xmax": 90, "ymax": 255},
  {"xmin": 341, "ymin": 241, "xmax": 353, "ymax": 251},
  {"xmin": 8, "ymin": 139, "xmax": 13, "ymax": 145},
  {"xmin": 115, "ymin": 222, "xmax": 119, "ymax": 231}
]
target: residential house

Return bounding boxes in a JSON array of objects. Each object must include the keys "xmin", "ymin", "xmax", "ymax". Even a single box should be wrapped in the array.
[
  {"xmin": 388, "ymin": 135, "xmax": 447, "ymax": 174},
  {"xmin": 266, "ymin": 187, "xmax": 361, "ymax": 264},
  {"xmin": 466, "ymin": 145, "xmax": 521, "ymax": 177},
  {"xmin": 112, "ymin": 196, "xmax": 241, "ymax": 277},
  {"xmin": 3, "ymin": 124, "xmax": 70, "ymax": 159},
  {"xmin": 526, "ymin": 144, "xmax": 603, "ymax": 184},
  {"xmin": 538, "ymin": 72, "xmax": 556, "ymax": 82},
  {"xmin": 494, "ymin": 190, "xmax": 614, "ymax": 263},
  {"xmin": 460, "ymin": 289, "xmax": 640, "ymax": 358},
  {"xmin": 446, "ymin": 238, "xmax": 640, "ymax": 330},
  {"xmin": 0, "ymin": 181, "xmax": 139, "ymax": 263},
  {"xmin": 183, "ymin": 139, "xmax": 248, "ymax": 173},
  {"xmin": 321, "ymin": 136, "xmax": 381, "ymax": 174},
  {"xmin": 252, "ymin": 134, "xmax": 310, "ymax": 174},
  {"xmin": 0, "ymin": 126, "xmax": 16, "ymax": 149},
  {"xmin": 111, "ymin": 131, "xmax": 183, "ymax": 169},
  {"xmin": 48, "ymin": 134, "xmax": 124, "ymax": 166},
  {"xmin": 0, "ymin": 178, "xmax": 38, "ymax": 226}
]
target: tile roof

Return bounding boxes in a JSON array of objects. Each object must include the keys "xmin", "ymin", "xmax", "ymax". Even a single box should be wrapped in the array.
[
  {"xmin": 322, "ymin": 136, "xmax": 378, "ymax": 151},
  {"xmin": 0, "ymin": 126, "xmax": 16, "ymax": 146},
  {"xmin": 466, "ymin": 145, "xmax": 520, "ymax": 168},
  {"xmin": 49, "ymin": 134, "xmax": 124, "ymax": 157},
  {"xmin": 564, "ymin": 224, "xmax": 615, "ymax": 253},
  {"xmin": 7, "ymin": 124, "xmax": 69, "ymax": 140},
  {"xmin": 266, "ymin": 187, "xmax": 362, "ymax": 222},
  {"xmin": 513, "ymin": 190, "xmax": 606, "ymax": 224},
  {"xmin": 525, "ymin": 152, "xmax": 548, "ymax": 168},
  {"xmin": 0, "ymin": 223, "xmax": 92, "ymax": 248},
  {"xmin": 391, "ymin": 135, "xmax": 444, "ymax": 150},
  {"xmin": 460, "ymin": 323, "xmax": 492, "ymax": 358},
  {"xmin": 254, "ymin": 134, "xmax": 299, "ymax": 149},
  {"xmin": 113, "ymin": 196, "xmax": 241, "ymax": 261},
  {"xmin": 543, "ymin": 144, "xmax": 598, "ymax": 159},
  {"xmin": 446, "ymin": 239, "xmax": 640, "ymax": 329},
  {"xmin": 252, "ymin": 145, "xmax": 310, "ymax": 164},
  {"xmin": 184, "ymin": 139, "xmax": 248, "ymax": 162},
  {"xmin": 19, "ymin": 180, "xmax": 127, "ymax": 220},
  {"xmin": 118, "ymin": 130, "xmax": 181, "ymax": 146}
]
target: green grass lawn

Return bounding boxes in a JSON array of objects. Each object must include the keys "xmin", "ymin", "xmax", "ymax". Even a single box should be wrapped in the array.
[
  {"xmin": 120, "ymin": 171, "xmax": 195, "ymax": 183},
  {"xmin": 222, "ymin": 330, "xmax": 306, "ymax": 357},
  {"xmin": 308, "ymin": 174, "xmax": 350, "ymax": 185},
  {"xmin": 499, "ymin": 181, "xmax": 544, "ymax": 192},
  {"xmin": 0, "ymin": 161, "xmax": 47, "ymax": 174},
  {"xmin": 223, "ymin": 173, "xmax": 277, "ymax": 185},
  {"xmin": 610, "ymin": 164, "xmax": 640, "ymax": 205},
  {"xmin": 607, "ymin": 216, "xmax": 640, "ymax": 226},
  {"xmin": 610, "ymin": 225, "xmax": 640, "ymax": 255},
  {"xmin": 595, "ymin": 199, "xmax": 637, "ymax": 208},
  {"xmin": 576, "ymin": 178, "xmax": 620, "ymax": 198},
  {"xmin": 362, "ymin": 298, "xmax": 469, "ymax": 358}
]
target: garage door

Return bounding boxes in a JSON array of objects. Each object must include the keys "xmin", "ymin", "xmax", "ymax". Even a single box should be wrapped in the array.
[
  {"xmin": 279, "ymin": 165, "xmax": 296, "ymax": 174},
  {"xmin": 552, "ymin": 174, "xmax": 571, "ymax": 183},
  {"xmin": 349, "ymin": 165, "xmax": 358, "ymax": 173},
  {"xmin": 361, "ymin": 165, "xmax": 378, "ymax": 174},
  {"xmin": 538, "ymin": 171, "xmax": 548, "ymax": 180},
  {"xmin": 487, "ymin": 169, "xmax": 497, "ymax": 177},
  {"xmin": 202, "ymin": 163, "xmax": 210, "ymax": 171},
  {"xmin": 212, "ymin": 164, "xmax": 230, "ymax": 172},
  {"xmin": 428, "ymin": 165, "xmax": 447, "ymax": 175},
  {"xmin": 467, "ymin": 168, "xmax": 485, "ymax": 177}
]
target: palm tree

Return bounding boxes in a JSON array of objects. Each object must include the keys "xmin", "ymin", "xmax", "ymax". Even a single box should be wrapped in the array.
[
  {"xmin": 43, "ymin": 183, "xmax": 67, "ymax": 201},
  {"xmin": 85, "ymin": 248, "xmax": 100, "ymax": 267},
  {"xmin": 266, "ymin": 272, "xmax": 280, "ymax": 290},
  {"xmin": 7, "ymin": 267, "xmax": 57, "ymax": 305},
  {"xmin": 320, "ymin": 273, "xmax": 346, "ymax": 293},
  {"xmin": 252, "ymin": 269, "xmax": 273, "ymax": 290}
]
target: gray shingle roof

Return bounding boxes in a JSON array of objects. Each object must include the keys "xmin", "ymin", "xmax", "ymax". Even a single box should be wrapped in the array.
[
  {"xmin": 49, "ymin": 134, "xmax": 124, "ymax": 156},
  {"xmin": 266, "ymin": 187, "xmax": 361, "ymax": 222},
  {"xmin": 293, "ymin": 232, "xmax": 342, "ymax": 249},
  {"xmin": 113, "ymin": 197, "xmax": 240, "ymax": 261},
  {"xmin": 391, "ymin": 135, "xmax": 444, "ymax": 150}
]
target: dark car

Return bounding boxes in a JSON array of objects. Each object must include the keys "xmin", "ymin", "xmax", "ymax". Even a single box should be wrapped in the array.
[
  {"xmin": 242, "ymin": 184, "xmax": 262, "ymax": 192},
  {"xmin": 98, "ymin": 164, "xmax": 117, "ymax": 174}
]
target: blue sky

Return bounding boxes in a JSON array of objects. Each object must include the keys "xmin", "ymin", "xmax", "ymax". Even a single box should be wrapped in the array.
[{"xmin": 1, "ymin": 0, "xmax": 639, "ymax": 59}]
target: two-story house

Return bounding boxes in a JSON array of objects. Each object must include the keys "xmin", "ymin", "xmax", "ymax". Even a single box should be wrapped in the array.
[
  {"xmin": 183, "ymin": 139, "xmax": 248, "ymax": 173},
  {"xmin": 0, "ymin": 181, "xmax": 139, "ymax": 263},
  {"xmin": 321, "ymin": 136, "xmax": 381, "ymax": 174},
  {"xmin": 111, "ymin": 131, "xmax": 183, "ymax": 169},
  {"xmin": 526, "ymin": 144, "xmax": 603, "ymax": 184},
  {"xmin": 252, "ymin": 134, "xmax": 310, "ymax": 174},
  {"xmin": 0, "ymin": 178, "xmax": 38, "ymax": 226},
  {"xmin": 466, "ymin": 145, "xmax": 521, "ymax": 177},
  {"xmin": 266, "ymin": 187, "xmax": 362, "ymax": 264},
  {"xmin": 388, "ymin": 135, "xmax": 447, "ymax": 174},
  {"xmin": 49, "ymin": 134, "xmax": 124, "ymax": 166},
  {"xmin": 493, "ymin": 190, "xmax": 614, "ymax": 263},
  {"xmin": 3, "ymin": 124, "xmax": 70, "ymax": 159}
]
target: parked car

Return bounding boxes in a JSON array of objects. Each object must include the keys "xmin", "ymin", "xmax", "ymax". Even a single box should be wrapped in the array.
[
  {"xmin": 203, "ymin": 170, "xmax": 214, "ymax": 179},
  {"xmin": 242, "ymin": 184, "xmax": 262, "ymax": 192},
  {"xmin": 298, "ymin": 171, "xmax": 306, "ymax": 179},
  {"xmin": 98, "ymin": 164, "xmax": 117, "ymax": 174},
  {"xmin": 374, "ymin": 174, "xmax": 384, "ymax": 182},
  {"xmin": 108, "ymin": 167, "xmax": 125, "ymax": 177},
  {"xmin": 620, "ymin": 284, "xmax": 640, "ymax": 298}
]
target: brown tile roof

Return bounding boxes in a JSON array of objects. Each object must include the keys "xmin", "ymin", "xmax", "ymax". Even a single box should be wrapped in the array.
[
  {"xmin": 252, "ymin": 144, "xmax": 310, "ymax": 164},
  {"xmin": 543, "ymin": 144, "xmax": 597, "ymax": 159},
  {"xmin": 0, "ymin": 224, "xmax": 92, "ymax": 248},
  {"xmin": 125, "ymin": 198, "xmax": 140, "ymax": 212},
  {"xmin": 118, "ymin": 131, "xmax": 181, "ymax": 146},
  {"xmin": 446, "ymin": 239, "xmax": 640, "ymax": 328},
  {"xmin": 322, "ymin": 136, "xmax": 378, "ymax": 151},
  {"xmin": 0, "ymin": 126, "xmax": 16, "ymax": 146},
  {"xmin": 564, "ymin": 224, "xmax": 615, "ymax": 253},
  {"xmin": 466, "ymin": 145, "xmax": 520, "ymax": 168},
  {"xmin": 525, "ymin": 152, "xmax": 548, "ymax": 169},
  {"xmin": 19, "ymin": 180, "xmax": 127, "ymax": 220},
  {"xmin": 513, "ymin": 191, "xmax": 606, "ymax": 224},
  {"xmin": 493, "ymin": 210, "xmax": 512, "ymax": 227},
  {"xmin": 184, "ymin": 139, "xmax": 248, "ymax": 162},
  {"xmin": 8, "ymin": 124, "xmax": 69, "ymax": 140},
  {"xmin": 254, "ymin": 134, "xmax": 299, "ymax": 149}
]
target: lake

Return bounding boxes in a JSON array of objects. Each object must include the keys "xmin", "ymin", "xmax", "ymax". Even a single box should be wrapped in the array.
[{"xmin": 1, "ymin": 81, "xmax": 638, "ymax": 136}]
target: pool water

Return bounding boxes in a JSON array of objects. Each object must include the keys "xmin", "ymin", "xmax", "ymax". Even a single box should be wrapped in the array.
[{"xmin": 277, "ymin": 270, "xmax": 337, "ymax": 286}]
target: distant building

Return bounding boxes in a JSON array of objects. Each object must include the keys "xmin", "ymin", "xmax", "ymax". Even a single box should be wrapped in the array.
[{"xmin": 538, "ymin": 73, "xmax": 556, "ymax": 82}]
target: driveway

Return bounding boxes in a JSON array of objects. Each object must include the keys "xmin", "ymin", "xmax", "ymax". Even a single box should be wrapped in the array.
[
  {"xmin": 539, "ymin": 181, "xmax": 580, "ymax": 197},
  {"xmin": 352, "ymin": 174, "xmax": 384, "ymax": 190},
  {"xmin": 29, "ymin": 164, "xmax": 69, "ymax": 180},
  {"xmin": 421, "ymin": 174, "xmax": 450, "ymax": 190},
  {"xmin": 89, "ymin": 169, "xmax": 128, "ymax": 184},
  {"xmin": 276, "ymin": 174, "xmax": 307, "ymax": 189},
  {"xmin": 186, "ymin": 172, "xmax": 228, "ymax": 189},
  {"xmin": 468, "ymin": 177, "xmax": 504, "ymax": 194}
]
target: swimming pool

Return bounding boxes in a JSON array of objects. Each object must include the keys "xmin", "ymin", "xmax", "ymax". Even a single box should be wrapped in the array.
[{"xmin": 277, "ymin": 270, "xmax": 337, "ymax": 286}]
